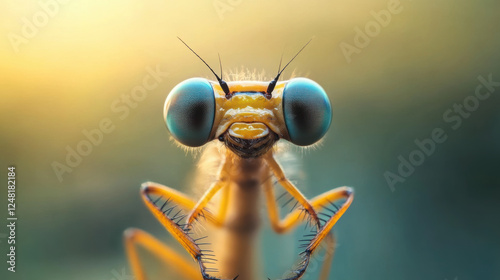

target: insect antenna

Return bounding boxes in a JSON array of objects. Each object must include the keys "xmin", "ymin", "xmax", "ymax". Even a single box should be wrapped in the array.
[
  {"xmin": 218, "ymin": 53, "xmax": 224, "ymax": 80},
  {"xmin": 177, "ymin": 37, "xmax": 230, "ymax": 95},
  {"xmin": 276, "ymin": 51, "xmax": 284, "ymax": 76},
  {"xmin": 266, "ymin": 38, "xmax": 313, "ymax": 95}
]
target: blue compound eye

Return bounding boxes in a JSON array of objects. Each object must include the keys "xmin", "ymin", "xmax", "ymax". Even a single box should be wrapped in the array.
[
  {"xmin": 282, "ymin": 78, "xmax": 332, "ymax": 146},
  {"xmin": 164, "ymin": 78, "xmax": 215, "ymax": 147}
]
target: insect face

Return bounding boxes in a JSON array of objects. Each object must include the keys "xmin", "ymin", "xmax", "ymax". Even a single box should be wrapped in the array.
[{"xmin": 164, "ymin": 77, "xmax": 332, "ymax": 157}]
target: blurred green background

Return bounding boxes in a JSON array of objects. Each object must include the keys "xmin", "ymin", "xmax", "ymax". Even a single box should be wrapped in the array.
[{"xmin": 1, "ymin": 0, "xmax": 499, "ymax": 279}]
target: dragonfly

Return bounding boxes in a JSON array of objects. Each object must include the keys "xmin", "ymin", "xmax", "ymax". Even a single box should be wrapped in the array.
[{"xmin": 124, "ymin": 38, "xmax": 354, "ymax": 280}]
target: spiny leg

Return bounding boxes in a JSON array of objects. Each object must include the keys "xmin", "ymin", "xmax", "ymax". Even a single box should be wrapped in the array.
[
  {"xmin": 264, "ymin": 177, "xmax": 293, "ymax": 234},
  {"xmin": 263, "ymin": 152, "xmax": 321, "ymax": 229},
  {"xmin": 285, "ymin": 233, "xmax": 336, "ymax": 280},
  {"xmin": 296, "ymin": 187, "xmax": 353, "ymax": 280},
  {"xmin": 141, "ymin": 181, "xmax": 223, "ymax": 227},
  {"xmin": 306, "ymin": 187, "xmax": 354, "ymax": 253},
  {"xmin": 264, "ymin": 180, "xmax": 353, "ymax": 234},
  {"xmin": 124, "ymin": 228, "xmax": 201, "ymax": 280},
  {"xmin": 140, "ymin": 182, "xmax": 238, "ymax": 280},
  {"xmin": 186, "ymin": 180, "xmax": 229, "ymax": 226},
  {"xmin": 186, "ymin": 156, "xmax": 231, "ymax": 226},
  {"xmin": 264, "ymin": 183, "xmax": 353, "ymax": 280}
]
